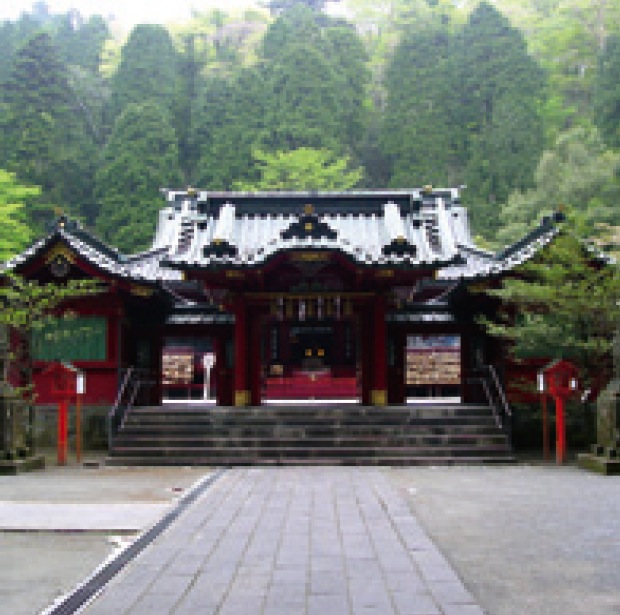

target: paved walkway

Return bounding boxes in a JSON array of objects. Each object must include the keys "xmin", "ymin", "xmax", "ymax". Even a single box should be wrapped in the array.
[{"xmin": 82, "ymin": 468, "xmax": 483, "ymax": 615}]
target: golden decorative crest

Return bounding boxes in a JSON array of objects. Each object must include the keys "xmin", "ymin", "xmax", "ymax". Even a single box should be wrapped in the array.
[
  {"xmin": 291, "ymin": 252, "xmax": 329, "ymax": 262},
  {"xmin": 130, "ymin": 285, "xmax": 154, "ymax": 298},
  {"xmin": 44, "ymin": 243, "xmax": 76, "ymax": 265},
  {"xmin": 304, "ymin": 204, "xmax": 314, "ymax": 215}
]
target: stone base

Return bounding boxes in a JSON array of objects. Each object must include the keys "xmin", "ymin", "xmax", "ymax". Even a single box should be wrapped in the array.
[
  {"xmin": 0, "ymin": 455, "xmax": 46, "ymax": 475},
  {"xmin": 577, "ymin": 453, "xmax": 620, "ymax": 475}
]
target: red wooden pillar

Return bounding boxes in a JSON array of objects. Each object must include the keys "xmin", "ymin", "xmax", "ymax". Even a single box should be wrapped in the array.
[
  {"xmin": 360, "ymin": 308, "xmax": 372, "ymax": 405},
  {"xmin": 555, "ymin": 396, "xmax": 567, "ymax": 464},
  {"xmin": 372, "ymin": 294, "xmax": 388, "ymax": 406},
  {"xmin": 233, "ymin": 295, "xmax": 250, "ymax": 407},
  {"xmin": 250, "ymin": 312, "xmax": 263, "ymax": 406},
  {"xmin": 57, "ymin": 399, "xmax": 69, "ymax": 465}
]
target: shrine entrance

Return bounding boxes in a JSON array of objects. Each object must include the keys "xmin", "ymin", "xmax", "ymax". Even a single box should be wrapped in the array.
[{"xmin": 262, "ymin": 318, "xmax": 360, "ymax": 402}]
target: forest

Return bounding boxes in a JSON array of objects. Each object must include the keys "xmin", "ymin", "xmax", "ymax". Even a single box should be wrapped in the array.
[{"xmin": 2, "ymin": 0, "xmax": 620, "ymax": 255}]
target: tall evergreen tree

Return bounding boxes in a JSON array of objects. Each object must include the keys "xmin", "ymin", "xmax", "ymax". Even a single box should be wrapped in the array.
[
  {"xmin": 107, "ymin": 25, "xmax": 181, "ymax": 133},
  {"xmin": 191, "ymin": 71, "xmax": 269, "ymax": 189},
  {"xmin": 55, "ymin": 13, "xmax": 110, "ymax": 73},
  {"xmin": 594, "ymin": 33, "xmax": 620, "ymax": 149},
  {"xmin": 498, "ymin": 124, "xmax": 620, "ymax": 246},
  {"xmin": 453, "ymin": 2, "xmax": 546, "ymax": 236},
  {"xmin": 381, "ymin": 27, "xmax": 456, "ymax": 188},
  {"xmin": 191, "ymin": 6, "xmax": 369, "ymax": 189},
  {"xmin": 2, "ymin": 31, "xmax": 97, "ymax": 229},
  {"xmin": 95, "ymin": 102, "xmax": 183, "ymax": 252}
]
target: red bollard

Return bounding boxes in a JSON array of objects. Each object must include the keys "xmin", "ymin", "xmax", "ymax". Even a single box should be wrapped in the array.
[
  {"xmin": 57, "ymin": 398, "xmax": 68, "ymax": 465},
  {"xmin": 555, "ymin": 396, "xmax": 566, "ymax": 465}
]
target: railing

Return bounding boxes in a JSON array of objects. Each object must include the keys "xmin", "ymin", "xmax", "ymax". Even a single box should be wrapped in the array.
[
  {"xmin": 470, "ymin": 364, "xmax": 513, "ymax": 442},
  {"xmin": 108, "ymin": 367, "xmax": 155, "ymax": 449}
]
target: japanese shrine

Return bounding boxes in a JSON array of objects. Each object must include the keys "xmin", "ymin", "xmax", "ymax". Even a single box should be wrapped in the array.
[{"xmin": 1, "ymin": 188, "xmax": 560, "ymax": 464}]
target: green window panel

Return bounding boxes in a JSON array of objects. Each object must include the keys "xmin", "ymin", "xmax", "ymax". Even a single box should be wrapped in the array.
[{"xmin": 32, "ymin": 316, "xmax": 107, "ymax": 362}]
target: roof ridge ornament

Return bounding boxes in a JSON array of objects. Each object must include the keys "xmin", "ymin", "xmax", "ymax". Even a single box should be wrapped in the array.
[
  {"xmin": 204, "ymin": 202, "xmax": 239, "ymax": 257},
  {"xmin": 281, "ymin": 206, "xmax": 337, "ymax": 241}
]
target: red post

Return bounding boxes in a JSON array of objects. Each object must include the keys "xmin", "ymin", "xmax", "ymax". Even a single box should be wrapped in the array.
[
  {"xmin": 233, "ymin": 295, "xmax": 249, "ymax": 407},
  {"xmin": 58, "ymin": 399, "xmax": 68, "ymax": 465},
  {"xmin": 555, "ymin": 395, "xmax": 566, "ymax": 464},
  {"xmin": 372, "ymin": 294, "xmax": 387, "ymax": 406},
  {"xmin": 542, "ymin": 394, "xmax": 549, "ymax": 462},
  {"xmin": 250, "ymin": 311, "xmax": 262, "ymax": 406}
]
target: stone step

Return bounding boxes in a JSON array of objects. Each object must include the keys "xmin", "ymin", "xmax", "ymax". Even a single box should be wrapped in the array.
[
  {"xmin": 108, "ymin": 402, "xmax": 512, "ymax": 466},
  {"xmin": 111, "ymin": 434, "xmax": 509, "ymax": 449},
  {"xmin": 108, "ymin": 444, "xmax": 512, "ymax": 459},
  {"xmin": 132, "ymin": 404, "xmax": 492, "ymax": 418},
  {"xmin": 121, "ymin": 419, "xmax": 499, "ymax": 432},
  {"xmin": 117, "ymin": 424, "xmax": 501, "ymax": 437},
  {"xmin": 105, "ymin": 455, "xmax": 516, "ymax": 467}
]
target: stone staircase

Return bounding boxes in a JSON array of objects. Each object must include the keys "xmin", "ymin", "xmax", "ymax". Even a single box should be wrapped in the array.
[{"xmin": 106, "ymin": 403, "xmax": 515, "ymax": 466}]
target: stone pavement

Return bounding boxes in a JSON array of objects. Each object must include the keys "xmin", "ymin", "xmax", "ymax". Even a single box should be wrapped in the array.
[
  {"xmin": 0, "ymin": 461, "xmax": 207, "ymax": 615},
  {"xmin": 82, "ymin": 468, "xmax": 483, "ymax": 615},
  {"xmin": 391, "ymin": 463, "xmax": 620, "ymax": 615}
]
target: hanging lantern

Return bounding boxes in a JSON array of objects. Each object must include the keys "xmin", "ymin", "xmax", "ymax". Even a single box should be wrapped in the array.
[{"xmin": 299, "ymin": 299, "xmax": 306, "ymax": 321}]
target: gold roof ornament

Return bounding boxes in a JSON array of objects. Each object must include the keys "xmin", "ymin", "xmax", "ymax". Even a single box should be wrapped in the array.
[
  {"xmin": 304, "ymin": 204, "xmax": 315, "ymax": 215},
  {"xmin": 44, "ymin": 243, "xmax": 76, "ymax": 265}
]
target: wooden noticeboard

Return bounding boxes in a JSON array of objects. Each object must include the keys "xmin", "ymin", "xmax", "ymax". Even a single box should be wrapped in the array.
[
  {"xmin": 162, "ymin": 352, "xmax": 194, "ymax": 385},
  {"xmin": 405, "ymin": 349, "xmax": 460, "ymax": 386}
]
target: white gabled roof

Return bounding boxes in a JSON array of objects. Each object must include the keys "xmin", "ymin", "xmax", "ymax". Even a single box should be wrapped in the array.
[{"xmin": 1, "ymin": 189, "xmax": 562, "ymax": 284}]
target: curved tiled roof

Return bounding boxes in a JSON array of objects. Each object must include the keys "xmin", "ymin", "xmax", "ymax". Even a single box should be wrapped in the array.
[
  {"xmin": 1, "ymin": 190, "xmax": 562, "ymax": 283},
  {"xmin": 1, "ymin": 217, "xmax": 182, "ymax": 282}
]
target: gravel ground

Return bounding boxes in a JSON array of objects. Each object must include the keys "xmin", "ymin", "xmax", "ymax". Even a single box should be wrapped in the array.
[
  {"xmin": 387, "ymin": 463, "xmax": 620, "ymax": 615},
  {"xmin": 0, "ymin": 458, "xmax": 208, "ymax": 615}
]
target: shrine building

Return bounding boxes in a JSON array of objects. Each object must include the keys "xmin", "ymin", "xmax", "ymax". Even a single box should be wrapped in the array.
[
  {"xmin": 2, "ymin": 188, "xmax": 560, "ymax": 462},
  {"xmin": 3, "ymin": 187, "xmax": 560, "ymax": 408}
]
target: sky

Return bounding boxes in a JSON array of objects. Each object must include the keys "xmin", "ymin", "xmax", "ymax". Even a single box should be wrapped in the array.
[{"xmin": 0, "ymin": 0, "xmax": 264, "ymax": 28}]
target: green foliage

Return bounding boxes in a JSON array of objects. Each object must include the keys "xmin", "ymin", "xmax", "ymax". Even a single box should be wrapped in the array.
[
  {"xmin": 192, "ymin": 6, "xmax": 369, "ymax": 189},
  {"xmin": 595, "ymin": 33, "xmax": 620, "ymax": 148},
  {"xmin": 107, "ymin": 25, "xmax": 181, "ymax": 130},
  {"xmin": 381, "ymin": 27, "xmax": 456, "ymax": 188},
  {"xmin": 54, "ymin": 14, "xmax": 110, "ymax": 72},
  {"xmin": 1, "ymin": 30, "xmax": 97, "ymax": 228},
  {"xmin": 0, "ymin": 273, "xmax": 103, "ymax": 331},
  {"xmin": 95, "ymin": 102, "xmax": 183, "ymax": 253},
  {"xmin": 263, "ymin": 0, "xmax": 332, "ymax": 15},
  {"xmin": 0, "ymin": 170, "xmax": 38, "ymax": 261},
  {"xmin": 0, "ymin": 272, "xmax": 104, "ymax": 412},
  {"xmin": 191, "ymin": 71, "xmax": 268, "ymax": 189},
  {"xmin": 453, "ymin": 2, "xmax": 545, "ymax": 234},
  {"xmin": 382, "ymin": 2, "xmax": 545, "ymax": 236},
  {"xmin": 482, "ymin": 228, "xmax": 620, "ymax": 381},
  {"xmin": 497, "ymin": 124, "xmax": 620, "ymax": 246},
  {"xmin": 259, "ymin": 7, "xmax": 369, "ymax": 155},
  {"xmin": 234, "ymin": 148, "xmax": 364, "ymax": 190}
]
